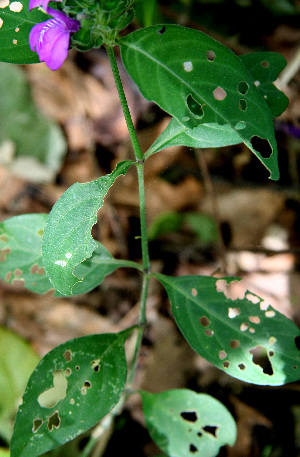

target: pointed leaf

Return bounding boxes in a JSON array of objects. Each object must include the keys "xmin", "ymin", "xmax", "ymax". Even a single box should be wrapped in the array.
[
  {"xmin": 140, "ymin": 389, "xmax": 236, "ymax": 457},
  {"xmin": 10, "ymin": 330, "xmax": 130, "ymax": 457},
  {"xmin": 42, "ymin": 160, "xmax": 134, "ymax": 296},
  {"xmin": 0, "ymin": 213, "xmax": 140, "ymax": 295},
  {"xmin": 0, "ymin": 0, "xmax": 51, "ymax": 64},
  {"xmin": 155, "ymin": 273, "xmax": 300, "ymax": 385},
  {"xmin": 120, "ymin": 25, "xmax": 281, "ymax": 179},
  {"xmin": 239, "ymin": 52, "xmax": 289, "ymax": 118}
]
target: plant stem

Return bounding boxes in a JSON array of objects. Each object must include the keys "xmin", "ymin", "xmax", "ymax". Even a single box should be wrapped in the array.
[
  {"xmin": 106, "ymin": 45, "xmax": 151, "ymax": 385},
  {"xmin": 106, "ymin": 45, "xmax": 143, "ymax": 162}
]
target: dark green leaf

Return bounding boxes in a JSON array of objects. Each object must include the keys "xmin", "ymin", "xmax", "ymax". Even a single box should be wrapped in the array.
[
  {"xmin": 42, "ymin": 160, "xmax": 134, "ymax": 296},
  {"xmin": 120, "ymin": 25, "xmax": 282, "ymax": 179},
  {"xmin": 10, "ymin": 330, "xmax": 131, "ymax": 457},
  {"xmin": 0, "ymin": 0, "xmax": 51, "ymax": 64},
  {"xmin": 140, "ymin": 389, "xmax": 236, "ymax": 457},
  {"xmin": 155, "ymin": 273, "xmax": 300, "ymax": 385}
]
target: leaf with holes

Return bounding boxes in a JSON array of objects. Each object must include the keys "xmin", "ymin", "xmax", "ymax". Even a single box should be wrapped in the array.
[
  {"xmin": 42, "ymin": 160, "xmax": 134, "ymax": 296},
  {"xmin": 239, "ymin": 52, "xmax": 289, "ymax": 118},
  {"xmin": 0, "ymin": 0, "xmax": 51, "ymax": 64},
  {"xmin": 119, "ymin": 25, "xmax": 282, "ymax": 179},
  {"xmin": 0, "ymin": 213, "xmax": 140, "ymax": 295},
  {"xmin": 155, "ymin": 273, "xmax": 300, "ymax": 385},
  {"xmin": 140, "ymin": 389, "xmax": 236, "ymax": 457},
  {"xmin": 10, "ymin": 330, "xmax": 131, "ymax": 457}
]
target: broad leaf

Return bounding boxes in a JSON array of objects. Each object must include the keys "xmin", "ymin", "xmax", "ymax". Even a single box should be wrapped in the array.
[
  {"xmin": 155, "ymin": 273, "xmax": 300, "ymax": 385},
  {"xmin": 0, "ymin": 327, "xmax": 39, "ymax": 443},
  {"xmin": 10, "ymin": 330, "xmax": 131, "ymax": 457},
  {"xmin": 0, "ymin": 213, "xmax": 140, "ymax": 295},
  {"xmin": 42, "ymin": 160, "xmax": 134, "ymax": 296},
  {"xmin": 0, "ymin": 0, "xmax": 50, "ymax": 64},
  {"xmin": 140, "ymin": 389, "xmax": 236, "ymax": 457},
  {"xmin": 120, "ymin": 25, "xmax": 281, "ymax": 179}
]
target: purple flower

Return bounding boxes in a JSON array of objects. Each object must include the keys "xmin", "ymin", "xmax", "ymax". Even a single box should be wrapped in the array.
[{"xmin": 29, "ymin": 0, "xmax": 80, "ymax": 71}]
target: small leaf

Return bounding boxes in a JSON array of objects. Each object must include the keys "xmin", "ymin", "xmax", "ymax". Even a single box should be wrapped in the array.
[
  {"xmin": 42, "ymin": 160, "xmax": 134, "ymax": 296},
  {"xmin": 0, "ymin": 0, "xmax": 51, "ymax": 64},
  {"xmin": 140, "ymin": 389, "xmax": 236, "ymax": 457},
  {"xmin": 120, "ymin": 25, "xmax": 282, "ymax": 179},
  {"xmin": 145, "ymin": 118, "xmax": 242, "ymax": 158},
  {"xmin": 0, "ymin": 327, "xmax": 39, "ymax": 442},
  {"xmin": 155, "ymin": 273, "xmax": 300, "ymax": 385},
  {"xmin": 10, "ymin": 330, "xmax": 131, "ymax": 457}
]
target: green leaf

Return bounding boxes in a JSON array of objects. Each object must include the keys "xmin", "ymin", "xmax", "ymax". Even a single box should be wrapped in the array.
[
  {"xmin": 239, "ymin": 52, "xmax": 289, "ymax": 118},
  {"xmin": 10, "ymin": 330, "xmax": 130, "ymax": 457},
  {"xmin": 154, "ymin": 273, "xmax": 300, "ymax": 386},
  {"xmin": 42, "ymin": 160, "xmax": 134, "ymax": 296},
  {"xmin": 0, "ymin": 63, "xmax": 66, "ymax": 183},
  {"xmin": 140, "ymin": 389, "xmax": 236, "ymax": 457},
  {"xmin": 0, "ymin": 327, "xmax": 39, "ymax": 443},
  {"xmin": 0, "ymin": 213, "xmax": 141, "ymax": 295},
  {"xmin": 148, "ymin": 211, "xmax": 184, "ymax": 241},
  {"xmin": 119, "ymin": 25, "xmax": 282, "ymax": 179},
  {"xmin": 0, "ymin": 0, "xmax": 51, "ymax": 64}
]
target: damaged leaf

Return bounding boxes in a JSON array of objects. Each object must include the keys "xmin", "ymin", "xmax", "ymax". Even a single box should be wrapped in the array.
[
  {"xmin": 0, "ymin": 213, "xmax": 140, "ymax": 295},
  {"xmin": 42, "ymin": 160, "xmax": 134, "ymax": 296},
  {"xmin": 10, "ymin": 330, "xmax": 132, "ymax": 457},
  {"xmin": 155, "ymin": 273, "xmax": 300, "ymax": 385},
  {"xmin": 140, "ymin": 389, "xmax": 236, "ymax": 457},
  {"xmin": 119, "ymin": 25, "xmax": 284, "ymax": 179}
]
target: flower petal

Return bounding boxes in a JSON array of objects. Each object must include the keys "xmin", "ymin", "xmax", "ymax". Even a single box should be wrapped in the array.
[
  {"xmin": 47, "ymin": 7, "xmax": 80, "ymax": 31},
  {"xmin": 29, "ymin": 22, "xmax": 46, "ymax": 51},
  {"xmin": 29, "ymin": 0, "xmax": 42, "ymax": 10},
  {"xmin": 44, "ymin": 30, "xmax": 70, "ymax": 70}
]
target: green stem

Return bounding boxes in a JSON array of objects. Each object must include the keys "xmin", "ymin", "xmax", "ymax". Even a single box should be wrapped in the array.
[
  {"xmin": 106, "ymin": 45, "xmax": 151, "ymax": 386},
  {"xmin": 106, "ymin": 45, "xmax": 143, "ymax": 162}
]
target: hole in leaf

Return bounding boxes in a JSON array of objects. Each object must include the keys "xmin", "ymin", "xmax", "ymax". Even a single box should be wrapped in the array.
[
  {"xmin": 228, "ymin": 307, "xmax": 241, "ymax": 318},
  {"xmin": 249, "ymin": 328, "xmax": 255, "ymax": 334},
  {"xmin": 203, "ymin": 425, "xmax": 218, "ymax": 437},
  {"xmin": 250, "ymin": 136, "xmax": 273, "ymax": 159},
  {"xmin": 200, "ymin": 316, "xmax": 210, "ymax": 327},
  {"xmin": 219, "ymin": 350, "xmax": 227, "ymax": 360},
  {"xmin": 189, "ymin": 444, "xmax": 198, "ymax": 453},
  {"xmin": 254, "ymin": 80, "xmax": 260, "ymax": 87},
  {"xmin": 0, "ymin": 0, "xmax": 9, "ymax": 7},
  {"xmin": 237, "ymin": 81, "xmax": 249, "ymax": 95},
  {"xmin": 183, "ymin": 61, "xmax": 193, "ymax": 72},
  {"xmin": 239, "ymin": 99, "xmax": 247, "ymax": 111},
  {"xmin": 205, "ymin": 329, "xmax": 214, "ymax": 337},
  {"xmin": 0, "ymin": 18, "xmax": 3, "ymax": 28},
  {"xmin": 48, "ymin": 411, "xmax": 61, "ymax": 431},
  {"xmin": 240, "ymin": 322, "xmax": 249, "ymax": 331},
  {"xmin": 206, "ymin": 50, "xmax": 216, "ymax": 61},
  {"xmin": 269, "ymin": 351, "xmax": 274, "ymax": 357},
  {"xmin": 181, "ymin": 411, "xmax": 198, "ymax": 422},
  {"xmin": 223, "ymin": 361, "xmax": 230, "ymax": 368},
  {"xmin": 265, "ymin": 310, "xmax": 275, "ymax": 318},
  {"xmin": 294, "ymin": 336, "xmax": 300, "ymax": 351},
  {"xmin": 9, "ymin": 1, "xmax": 23, "ymax": 11},
  {"xmin": 230, "ymin": 340, "xmax": 240, "ymax": 349},
  {"xmin": 158, "ymin": 26, "xmax": 165, "ymax": 34},
  {"xmin": 213, "ymin": 87, "xmax": 227, "ymax": 101},
  {"xmin": 38, "ymin": 370, "xmax": 68, "ymax": 408},
  {"xmin": 83, "ymin": 380, "xmax": 92, "ymax": 388},
  {"xmin": 192, "ymin": 288, "xmax": 197, "ymax": 296},
  {"xmin": 269, "ymin": 336, "xmax": 277, "ymax": 346},
  {"xmin": 197, "ymin": 431, "xmax": 203, "ymax": 437},
  {"xmin": 32, "ymin": 418, "xmax": 43, "ymax": 433},
  {"xmin": 260, "ymin": 301, "xmax": 269, "ymax": 311},
  {"xmin": 249, "ymin": 316, "xmax": 260, "ymax": 324},
  {"xmin": 246, "ymin": 293, "xmax": 260, "ymax": 304},
  {"xmin": 238, "ymin": 363, "xmax": 246, "ymax": 370},
  {"xmin": 75, "ymin": 365, "xmax": 80, "ymax": 370},
  {"xmin": 91, "ymin": 359, "xmax": 101, "ymax": 372},
  {"xmin": 64, "ymin": 350, "xmax": 72, "ymax": 362},
  {"xmin": 186, "ymin": 95, "xmax": 204, "ymax": 119},
  {"xmin": 249, "ymin": 346, "xmax": 273, "ymax": 375},
  {"xmin": 64, "ymin": 368, "xmax": 72, "ymax": 377},
  {"xmin": 261, "ymin": 60, "xmax": 269, "ymax": 68}
]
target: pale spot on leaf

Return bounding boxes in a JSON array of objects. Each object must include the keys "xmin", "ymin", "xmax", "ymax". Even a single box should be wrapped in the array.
[
  {"xmin": 265, "ymin": 310, "xmax": 276, "ymax": 318},
  {"xmin": 9, "ymin": 1, "xmax": 22, "ymax": 11},
  {"xmin": 269, "ymin": 336, "xmax": 277, "ymax": 346},
  {"xmin": 13, "ymin": 39, "xmax": 17, "ymax": 45},
  {"xmin": 228, "ymin": 307, "xmax": 241, "ymax": 318},
  {"xmin": 213, "ymin": 87, "xmax": 227, "ymax": 101},
  {"xmin": 0, "ymin": 18, "xmax": 3, "ymax": 28},
  {"xmin": 249, "ymin": 316, "xmax": 260, "ymax": 324},
  {"xmin": 65, "ymin": 252, "xmax": 72, "ymax": 259},
  {"xmin": 183, "ymin": 61, "xmax": 193, "ymax": 72},
  {"xmin": 219, "ymin": 350, "xmax": 227, "ymax": 360},
  {"xmin": 38, "ymin": 370, "xmax": 68, "ymax": 408},
  {"xmin": 55, "ymin": 260, "xmax": 67, "ymax": 267},
  {"xmin": 15, "ymin": 27, "xmax": 19, "ymax": 31}
]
